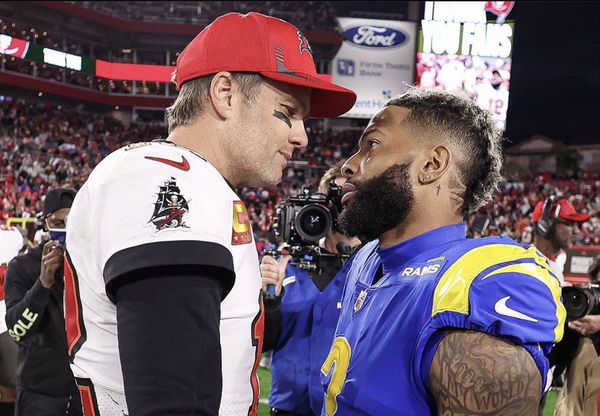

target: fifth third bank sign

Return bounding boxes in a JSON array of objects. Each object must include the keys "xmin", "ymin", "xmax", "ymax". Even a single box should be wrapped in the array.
[{"xmin": 333, "ymin": 18, "xmax": 417, "ymax": 118}]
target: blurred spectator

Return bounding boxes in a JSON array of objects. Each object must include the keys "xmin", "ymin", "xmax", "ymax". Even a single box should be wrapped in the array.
[
  {"xmin": 550, "ymin": 256, "xmax": 600, "ymax": 416},
  {"xmin": 1, "ymin": 95, "xmax": 599, "ymax": 249},
  {"xmin": 0, "ymin": 225, "xmax": 25, "ymax": 416},
  {"xmin": 530, "ymin": 196, "xmax": 591, "ymax": 284},
  {"xmin": 74, "ymin": 1, "xmax": 337, "ymax": 31},
  {"xmin": 5, "ymin": 188, "xmax": 81, "ymax": 415}
]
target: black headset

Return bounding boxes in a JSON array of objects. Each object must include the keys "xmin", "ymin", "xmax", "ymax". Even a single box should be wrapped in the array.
[{"xmin": 536, "ymin": 195, "xmax": 563, "ymax": 238}]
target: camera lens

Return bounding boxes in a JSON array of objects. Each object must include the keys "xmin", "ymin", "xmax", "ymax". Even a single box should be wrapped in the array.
[
  {"xmin": 562, "ymin": 287, "xmax": 591, "ymax": 321},
  {"xmin": 295, "ymin": 204, "xmax": 332, "ymax": 242}
]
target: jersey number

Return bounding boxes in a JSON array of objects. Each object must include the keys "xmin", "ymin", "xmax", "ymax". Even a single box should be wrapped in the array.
[
  {"xmin": 321, "ymin": 336, "xmax": 352, "ymax": 416},
  {"xmin": 488, "ymin": 98, "xmax": 505, "ymax": 115},
  {"xmin": 248, "ymin": 295, "xmax": 264, "ymax": 416}
]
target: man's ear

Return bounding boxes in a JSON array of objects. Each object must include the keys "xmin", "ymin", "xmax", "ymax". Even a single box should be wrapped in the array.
[
  {"xmin": 417, "ymin": 145, "xmax": 451, "ymax": 185},
  {"xmin": 209, "ymin": 72, "xmax": 236, "ymax": 120}
]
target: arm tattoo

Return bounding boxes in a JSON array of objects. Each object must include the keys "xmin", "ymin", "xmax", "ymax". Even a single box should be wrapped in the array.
[
  {"xmin": 429, "ymin": 330, "xmax": 541, "ymax": 416},
  {"xmin": 272, "ymin": 110, "xmax": 292, "ymax": 128}
]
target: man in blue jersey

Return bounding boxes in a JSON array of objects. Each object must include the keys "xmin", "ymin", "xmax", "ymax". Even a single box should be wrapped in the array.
[
  {"xmin": 261, "ymin": 161, "xmax": 361, "ymax": 416},
  {"xmin": 320, "ymin": 88, "xmax": 566, "ymax": 416}
]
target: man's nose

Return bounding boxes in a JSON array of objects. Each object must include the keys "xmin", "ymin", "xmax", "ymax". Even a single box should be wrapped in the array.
[{"xmin": 289, "ymin": 121, "xmax": 308, "ymax": 149}]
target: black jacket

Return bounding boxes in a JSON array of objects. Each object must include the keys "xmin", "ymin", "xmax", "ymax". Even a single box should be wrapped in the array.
[{"xmin": 4, "ymin": 244, "xmax": 78, "ymax": 397}]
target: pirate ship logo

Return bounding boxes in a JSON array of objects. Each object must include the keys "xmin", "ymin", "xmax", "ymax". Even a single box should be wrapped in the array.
[{"xmin": 148, "ymin": 177, "xmax": 190, "ymax": 232}]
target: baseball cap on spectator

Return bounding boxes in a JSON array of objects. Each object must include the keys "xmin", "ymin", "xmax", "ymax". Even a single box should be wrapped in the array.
[
  {"xmin": 175, "ymin": 12, "xmax": 356, "ymax": 118},
  {"xmin": 43, "ymin": 188, "xmax": 76, "ymax": 218},
  {"xmin": 531, "ymin": 198, "xmax": 591, "ymax": 224}
]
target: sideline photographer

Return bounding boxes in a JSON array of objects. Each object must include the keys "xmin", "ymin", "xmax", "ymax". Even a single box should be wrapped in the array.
[
  {"xmin": 551, "ymin": 255, "xmax": 600, "ymax": 416},
  {"xmin": 261, "ymin": 161, "xmax": 360, "ymax": 416},
  {"xmin": 4, "ymin": 188, "xmax": 82, "ymax": 415},
  {"xmin": 531, "ymin": 195, "xmax": 592, "ymax": 414},
  {"xmin": 531, "ymin": 195, "xmax": 591, "ymax": 285}
]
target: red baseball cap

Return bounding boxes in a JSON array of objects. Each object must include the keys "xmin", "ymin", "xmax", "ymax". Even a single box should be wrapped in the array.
[
  {"xmin": 531, "ymin": 198, "xmax": 591, "ymax": 223},
  {"xmin": 175, "ymin": 12, "xmax": 356, "ymax": 118}
]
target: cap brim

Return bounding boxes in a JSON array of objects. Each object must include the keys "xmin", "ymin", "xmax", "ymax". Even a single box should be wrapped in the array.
[
  {"xmin": 261, "ymin": 71, "xmax": 356, "ymax": 118},
  {"xmin": 562, "ymin": 213, "xmax": 591, "ymax": 222}
]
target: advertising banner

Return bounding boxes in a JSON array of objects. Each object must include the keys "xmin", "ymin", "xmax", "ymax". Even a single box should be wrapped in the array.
[
  {"xmin": 417, "ymin": 1, "xmax": 515, "ymax": 131},
  {"xmin": 332, "ymin": 18, "xmax": 417, "ymax": 119},
  {"xmin": 0, "ymin": 34, "xmax": 29, "ymax": 58}
]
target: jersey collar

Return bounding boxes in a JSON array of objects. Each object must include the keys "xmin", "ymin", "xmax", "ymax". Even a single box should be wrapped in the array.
[{"xmin": 378, "ymin": 222, "xmax": 466, "ymax": 273}]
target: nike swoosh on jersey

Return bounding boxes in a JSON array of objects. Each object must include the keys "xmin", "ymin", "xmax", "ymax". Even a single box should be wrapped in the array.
[
  {"xmin": 494, "ymin": 296, "xmax": 538, "ymax": 322},
  {"xmin": 144, "ymin": 155, "xmax": 190, "ymax": 171}
]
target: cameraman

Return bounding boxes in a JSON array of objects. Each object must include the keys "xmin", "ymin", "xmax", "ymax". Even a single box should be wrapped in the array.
[
  {"xmin": 4, "ymin": 188, "xmax": 82, "ymax": 415},
  {"xmin": 261, "ymin": 161, "xmax": 361, "ymax": 416},
  {"xmin": 552, "ymin": 255, "xmax": 600, "ymax": 416},
  {"xmin": 531, "ymin": 196, "xmax": 591, "ymax": 285}
]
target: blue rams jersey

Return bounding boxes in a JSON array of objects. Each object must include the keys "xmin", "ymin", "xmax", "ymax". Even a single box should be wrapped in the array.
[
  {"xmin": 270, "ymin": 257, "xmax": 354, "ymax": 414},
  {"xmin": 320, "ymin": 223, "xmax": 565, "ymax": 416}
]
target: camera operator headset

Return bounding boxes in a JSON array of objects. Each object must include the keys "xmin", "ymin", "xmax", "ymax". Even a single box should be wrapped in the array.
[
  {"xmin": 533, "ymin": 194, "xmax": 593, "ymax": 415},
  {"xmin": 532, "ymin": 194, "xmax": 591, "ymax": 286},
  {"xmin": 260, "ymin": 160, "xmax": 361, "ymax": 416},
  {"xmin": 550, "ymin": 256, "xmax": 600, "ymax": 416}
]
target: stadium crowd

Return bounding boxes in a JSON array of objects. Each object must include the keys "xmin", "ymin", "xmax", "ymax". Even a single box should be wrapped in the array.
[
  {"xmin": 73, "ymin": 1, "xmax": 337, "ymax": 32},
  {"xmin": 1, "ymin": 0, "xmax": 338, "ymax": 96},
  {"xmin": 1, "ymin": 96, "xmax": 598, "ymax": 248}
]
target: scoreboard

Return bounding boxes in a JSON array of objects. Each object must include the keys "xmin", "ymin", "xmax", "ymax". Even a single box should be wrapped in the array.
[{"xmin": 417, "ymin": 1, "xmax": 515, "ymax": 131}]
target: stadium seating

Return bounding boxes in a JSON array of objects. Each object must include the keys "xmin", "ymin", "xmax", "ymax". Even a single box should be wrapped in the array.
[{"xmin": 1, "ymin": 96, "xmax": 598, "ymax": 247}]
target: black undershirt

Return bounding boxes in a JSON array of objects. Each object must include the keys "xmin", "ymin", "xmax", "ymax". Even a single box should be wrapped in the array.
[
  {"xmin": 115, "ymin": 266, "xmax": 226, "ymax": 416},
  {"xmin": 372, "ymin": 263, "xmax": 385, "ymax": 285}
]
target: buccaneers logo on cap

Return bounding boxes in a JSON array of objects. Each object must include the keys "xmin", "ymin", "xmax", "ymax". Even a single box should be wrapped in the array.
[
  {"xmin": 148, "ymin": 177, "xmax": 190, "ymax": 232},
  {"xmin": 297, "ymin": 31, "xmax": 313, "ymax": 56}
]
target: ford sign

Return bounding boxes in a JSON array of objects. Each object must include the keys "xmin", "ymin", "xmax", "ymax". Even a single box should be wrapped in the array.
[{"xmin": 343, "ymin": 25, "xmax": 408, "ymax": 48}]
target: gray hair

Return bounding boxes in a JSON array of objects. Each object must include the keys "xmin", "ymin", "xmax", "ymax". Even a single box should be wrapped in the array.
[{"xmin": 166, "ymin": 72, "xmax": 263, "ymax": 132}]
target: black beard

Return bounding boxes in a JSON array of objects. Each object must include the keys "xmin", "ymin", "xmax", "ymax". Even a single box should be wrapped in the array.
[{"xmin": 338, "ymin": 162, "xmax": 415, "ymax": 242}]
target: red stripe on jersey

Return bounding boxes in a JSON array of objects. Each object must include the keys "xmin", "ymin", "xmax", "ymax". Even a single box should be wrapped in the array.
[
  {"xmin": 76, "ymin": 378, "xmax": 101, "ymax": 416},
  {"xmin": 64, "ymin": 250, "xmax": 86, "ymax": 357},
  {"xmin": 79, "ymin": 386, "xmax": 97, "ymax": 416},
  {"xmin": 248, "ymin": 294, "xmax": 265, "ymax": 416},
  {"xmin": 0, "ymin": 263, "xmax": 7, "ymax": 300},
  {"xmin": 79, "ymin": 386, "xmax": 96, "ymax": 416}
]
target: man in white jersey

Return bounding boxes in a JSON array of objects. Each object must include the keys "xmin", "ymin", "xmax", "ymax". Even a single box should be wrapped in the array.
[
  {"xmin": 475, "ymin": 70, "xmax": 509, "ymax": 130},
  {"xmin": 65, "ymin": 11, "xmax": 356, "ymax": 416}
]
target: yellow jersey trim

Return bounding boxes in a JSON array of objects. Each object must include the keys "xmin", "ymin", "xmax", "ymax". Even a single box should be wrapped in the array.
[{"xmin": 432, "ymin": 244, "xmax": 565, "ymax": 341}]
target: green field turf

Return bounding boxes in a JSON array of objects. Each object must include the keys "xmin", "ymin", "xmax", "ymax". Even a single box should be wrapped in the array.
[
  {"xmin": 258, "ymin": 367, "xmax": 271, "ymax": 416},
  {"xmin": 258, "ymin": 364, "xmax": 559, "ymax": 416}
]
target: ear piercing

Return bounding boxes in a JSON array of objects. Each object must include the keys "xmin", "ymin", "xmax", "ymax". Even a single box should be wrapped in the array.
[{"xmin": 419, "ymin": 175, "xmax": 431, "ymax": 183}]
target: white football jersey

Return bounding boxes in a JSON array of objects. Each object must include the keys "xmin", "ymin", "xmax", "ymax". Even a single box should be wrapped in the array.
[
  {"xmin": 475, "ymin": 83, "xmax": 509, "ymax": 130},
  {"xmin": 65, "ymin": 141, "xmax": 263, "ymax": 415}
]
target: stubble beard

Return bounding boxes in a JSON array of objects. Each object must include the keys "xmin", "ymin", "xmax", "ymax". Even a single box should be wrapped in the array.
[{"xmin": 233, "ymin": 111, "xmax": 282, "ymax": 188}]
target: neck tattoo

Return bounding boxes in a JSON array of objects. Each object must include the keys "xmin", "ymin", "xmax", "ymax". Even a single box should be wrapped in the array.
[
  {"xmin": 272, "ymin": 110, "xmax": 292, "ymax": 128},
  {"xmin": 436, "ymin": 184, "xmax": 441, "ymax": 196}
]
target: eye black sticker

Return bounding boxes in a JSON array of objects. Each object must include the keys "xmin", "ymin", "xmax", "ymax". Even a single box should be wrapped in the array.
[{"xmin": 273, "ymin": 110, "xmax": 292, "ymax": 129}]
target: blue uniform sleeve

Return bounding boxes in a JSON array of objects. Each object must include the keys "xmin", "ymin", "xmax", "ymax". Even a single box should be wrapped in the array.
[{"xmin": 417, "ymin": 242, "xmax": 566, "ymax": 396}]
